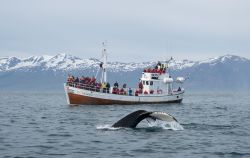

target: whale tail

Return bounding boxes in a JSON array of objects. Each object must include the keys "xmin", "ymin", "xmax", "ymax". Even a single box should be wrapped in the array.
[
  {"xmin": 149, "ymin": 111, "xmax": 178, "ymax": 122},
  {"xmin": 112, "ymin": 110, "xmax": 178, "ymax": 128}
]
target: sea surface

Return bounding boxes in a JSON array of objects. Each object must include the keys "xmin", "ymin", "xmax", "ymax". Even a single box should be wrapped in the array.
[{"xmin": 0, "ymin": 92, "xmax": 250, "ymax": 158}]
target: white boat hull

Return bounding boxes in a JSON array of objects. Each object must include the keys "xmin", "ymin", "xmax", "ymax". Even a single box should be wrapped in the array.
[{"xmin": 64, "ymin": 84, "xmax": 184, "ymax": 105}]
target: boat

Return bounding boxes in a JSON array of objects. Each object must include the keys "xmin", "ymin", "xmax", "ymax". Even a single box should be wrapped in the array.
[{"xmin": 64, "ymin": 44, "xmax": 185, "ymax": 105}]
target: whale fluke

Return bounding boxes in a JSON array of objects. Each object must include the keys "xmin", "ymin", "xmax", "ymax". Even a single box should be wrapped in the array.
[
  {"xmin": 112, "ymin": 110, "xmax": 178, "ymax": 128},
  {"xmin": 149, "ymin": 111, "xmax": 178, "ymax": 122}
]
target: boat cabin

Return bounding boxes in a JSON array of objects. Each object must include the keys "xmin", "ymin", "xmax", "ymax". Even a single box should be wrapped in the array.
[{"xmin": 139, "ymin": 64, "xmax": 175, "ymax": 95}]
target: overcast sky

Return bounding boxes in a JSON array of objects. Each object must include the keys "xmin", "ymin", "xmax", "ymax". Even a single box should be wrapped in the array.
[{"xmin": 0, "ymin": 0, "xmax": 250, "ymax": 61}]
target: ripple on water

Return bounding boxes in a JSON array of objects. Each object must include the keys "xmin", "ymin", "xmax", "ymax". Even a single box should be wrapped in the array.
[
  {"xmin": 183, "ymin": 122, "xmax": 239, "ymax": 130},
  {"xmin": 48, "ymin": 133, "xmax": 73, "ymax": 137},
  {"xmin": 213, "ymin": 151, "xmax": 250, "ymax": 157}
]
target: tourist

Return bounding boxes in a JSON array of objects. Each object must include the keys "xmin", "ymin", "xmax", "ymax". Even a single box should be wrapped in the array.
[
  {"xmin": 74, "ymin": 77, "xmax": 79, "ymax": 83},
  {"xmin": 128, "ymin": 88, "xmax": 133, "ymax": 96},
  {"xmin": 138, "ymin": 81, "xmax": 143, "ymax": 90},
  {"xmin": 114, "ymin": 81, "xmax": 119, "ymax": 88},
  {"xmin": 178, "ymin": 87, "xmax": 181, "ymax": 91},
  {"xmin": 106, "ymin": 82, "xmax": 110, "ymax": 93},
  {"xmin": 119, "ymin": 88, "xmax": 124, "ymax": 95}
]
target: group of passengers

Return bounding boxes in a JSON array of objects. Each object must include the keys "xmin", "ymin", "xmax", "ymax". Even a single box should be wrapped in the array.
[
  {"xmin": 112, "ymin": 82, "xmax": 131, "ymax": 95},
  {"xmin": 143, "ymin": 61, "xmax": 166, "ymax": 74},
  {"xmin": 67, "ymin": 75, "xmax": 109, "ymax": 92},
  {"xmin": 67, "ymin": 75, "xmax": 133, "ymax": 95}
]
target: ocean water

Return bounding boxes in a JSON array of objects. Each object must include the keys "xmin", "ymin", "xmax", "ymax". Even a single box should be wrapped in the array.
[{"xmin": 0, "ymin": 92, "xmax": 250, "ymax": 158}]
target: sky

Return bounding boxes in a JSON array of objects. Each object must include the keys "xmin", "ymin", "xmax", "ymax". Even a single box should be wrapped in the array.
[{"xmin": 0, "ymin": 0, "xmax": 250, "ymax": 62}]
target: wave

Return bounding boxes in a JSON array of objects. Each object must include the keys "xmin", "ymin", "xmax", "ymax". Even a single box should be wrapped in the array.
[
  {"xmin": 182, "ymin": 122, "xmax": 238, "ymax": 130},
  {"xmin": 214, "ymin": 151, "xmax": 250, "ymax": 156}
]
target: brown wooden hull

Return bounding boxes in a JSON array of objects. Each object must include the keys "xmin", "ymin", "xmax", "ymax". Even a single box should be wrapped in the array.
[{"xmin": 67, "ymin": 93, "xmax": 183, "ymax": 105}]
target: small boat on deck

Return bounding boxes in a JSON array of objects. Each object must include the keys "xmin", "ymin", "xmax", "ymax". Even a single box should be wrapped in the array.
[{"xmin": 64, "ymin": 44, "xmax": 185, "ymax": 105}]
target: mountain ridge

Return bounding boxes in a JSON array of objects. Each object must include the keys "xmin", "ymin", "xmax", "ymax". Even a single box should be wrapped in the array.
[
  {"xmin": 0, "ymin": 53, "xmax": 250, "ymax": 91},
  {"xmin": 1, "ymin": 53, "xmax": 248, "ymax": 72}
]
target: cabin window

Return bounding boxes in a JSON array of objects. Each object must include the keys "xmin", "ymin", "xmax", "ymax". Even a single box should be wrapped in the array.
[
  {"xmin": 151, "ymin": 73, "xmax": 159, "ymax": 79},
  {"xmin": 150, "ymin": 81, "xmax": 153, "ymax": 85},
  {"xmin": 143, "ymin": 81, "xmax": 145, "ymax": 85},
  {"xmin": 146, "ymin": 81, "xmax": 149, "ymax": 85}
]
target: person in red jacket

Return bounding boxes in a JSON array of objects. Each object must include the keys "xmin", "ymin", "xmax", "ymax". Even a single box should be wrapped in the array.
[{"xmin": 138, "ymin": 82, "xmax": 143, "ymax": 90}]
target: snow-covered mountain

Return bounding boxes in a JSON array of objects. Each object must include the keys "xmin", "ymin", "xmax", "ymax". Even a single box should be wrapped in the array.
[
  {"xmin": 1, "ymin": 53, "xmax": 247, "ymax": 72},
  {"xmin": 0, "ymin": 53, "xmax": 158, "ymax": 72},
  {"xmin": 0, "ymin": 53, "xmax": 250, "ymax": 91},
  {"xmin": 0, "ymin": 53, "xmax": 99, "ymax": 72}
]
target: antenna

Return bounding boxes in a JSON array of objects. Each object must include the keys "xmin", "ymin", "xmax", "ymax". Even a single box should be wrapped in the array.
[{"xmin": 164, "ymin": 56, "xmax": 173, "ymax": 68}]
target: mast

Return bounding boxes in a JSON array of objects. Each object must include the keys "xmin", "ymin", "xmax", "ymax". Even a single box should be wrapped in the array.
[{"xmin": 101, "ymin": 42, "xmax": 107, "ymax": 83}]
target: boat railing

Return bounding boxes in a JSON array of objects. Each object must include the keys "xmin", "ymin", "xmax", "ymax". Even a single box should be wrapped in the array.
[
  {"xmin": 66, "ymin": 81, "xmax": 175, "ymax": 96},
  {"xmin": 66, "ymin": 82, "xmax": 139, "ymax": 96},
  {"xmin": 66, "ymin": 82, "xmax": 106, "ymax": 93}
]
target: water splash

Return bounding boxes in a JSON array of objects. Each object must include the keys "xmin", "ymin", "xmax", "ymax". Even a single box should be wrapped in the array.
[
  {"xmin": 147, "ymin": 119, "xmax": 184, "ymax": 131},
  {"xmin": 96, "ymin": 124, "xmax": 120, "ymax": 130},
  {"xmin": 97, "ymin": 113, "xmax": 184, "ymax": 131},
  {"xmin": 96, "ymin": 120, "xmax": 184, "ymax": 131}
]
